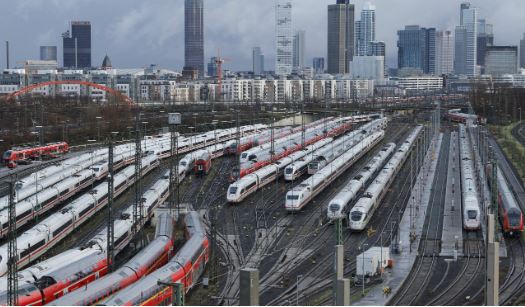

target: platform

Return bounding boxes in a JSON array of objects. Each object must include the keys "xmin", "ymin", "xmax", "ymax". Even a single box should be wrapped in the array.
[
  {"xmin": 440, "ymin": 131, "xmax": 463, "ymax": 257},
  {"xmin": 354, "ymin": 133, "xmax": 443, "ymax": 306}
]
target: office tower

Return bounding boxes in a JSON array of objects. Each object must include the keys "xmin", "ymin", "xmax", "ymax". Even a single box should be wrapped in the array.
[
  {"xmin": 40, "ymin": 46, "xmax": 57, "ymax": 61},
  {"xmin": 313, "ymin": 57, "xmax": 325, "ymax": 74},
  {"xmin": 370, "ymin": 41, "xmax": 385, "ymax": 57},
  {"xmin": 208, "ymin": 57, "xmax": 218, "ymax": 77},
  {"xmin": 397, "ymin": 25, "xmax": 436, "ymax": 74},
  {"xmin": 485, "ymin": 46, "xmax": 518, "ymax": 75},
  {"xmin": 62, "ymin": 21, "xmax": 91, "ymax": 68},
  {"xmin": 185, "ymin": 0, "xmax": 205, "ymax": 77},
  {"xmin": 355, "ymin": 2, "xmax": 376, "ymax": 56},
  {"xmin": 276, "ymin": 1, "xmax": 293, "ymax": 76},
  {"xmin": 252, "ymin": 47, "xmax": 265, "ymax": 75},
  {"xmin": 436, "ymin": 31, "xmax": 455, "ymax": 75},
  {"xmin": 327, "ymin": 0, "xmax": 354, "ymax": 74},
  {"xmin": 477, "ymin": 19, "xmax": 494, "ymax": 71},
  {"xmin": 521, "ymin": 34, "xmax": 525, "ymax": 69},
  {"xmin": 454, "ymin": 2, "xmax": 478, "ymax": 76},
  {"xmin": 350, "ymin": 56, "xmax": 384, "ymax": 80},
  {"xmin": 293, "ymin": 30, "xmax": 305, "ymax": 70}
]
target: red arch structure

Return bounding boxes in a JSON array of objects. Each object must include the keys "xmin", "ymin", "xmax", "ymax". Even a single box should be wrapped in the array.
[{"xmin": 6, "ymin": 80, "xmax": 136, "ymax": 106}]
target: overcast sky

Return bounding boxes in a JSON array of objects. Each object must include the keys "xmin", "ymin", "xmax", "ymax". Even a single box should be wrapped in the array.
[{"xmin": 1, "ymin": 0, "xmax": 524, "ymax": 71}]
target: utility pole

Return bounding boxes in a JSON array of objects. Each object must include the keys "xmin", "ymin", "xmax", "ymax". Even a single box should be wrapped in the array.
[
  {"xmin": 168, "ymin": 113, "xmax": 181, "ymax": 218},
  {"xmin": 132, "ymin": 111, "xmax": 143, "ymax": 247},
  {"xmin": 107, "ymin": 134, "xmax": 115, "ymax": 272},
  {"xmin": 7, "ymin": 177, "xmax": 18, "ymax": 306}
]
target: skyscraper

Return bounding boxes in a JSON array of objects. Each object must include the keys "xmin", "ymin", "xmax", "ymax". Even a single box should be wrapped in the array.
[
  {"xmin": 185, "ymin": 0, "xmax": 204, "ymax": 77},
  {"xmin": 208, "ymin": 57, "xmax": 218, "ymax": 77},
  {"xmin": 370, "ymin": 41, "xmax": 385, "ymax": 57},
  {"xmin": 485, "ymin": 46, "xmax": 518, "ymax": 75},
  {"xmin": 521, "ymin": 34, "xmax": 525, "ymax": 69},
  {"xmin": 253, "ymin": 47, "xmax": 265, "ymax": 75},
  {"xmin": 313, "ymin": 57, "xmax": 325, "ymax": 74},
  {"xmin": 477, "ymin": 19, "xmax": 494, "ymax": 71},
  {"xmin": 454, "ymin": 2, "xmax": 478, "ymax": 76},
  {"xmin": 293, "ymin": 30, "xmax": 305, "ymax": 70},
  {"xmin": 397, "ymin": 25, "xmax": 436, "ymax": 74},
  {"xmin": 355, "ymin": 2, "xmax": 376, "ymax": 56},
  {"xmin": 40, "ymin": 46, "xmax": 57, "ymax": 61},
  {"xmin": 62, "ymin": 21, "xmax": 91, "ymax": 68},
  {"xmin": 276, "ymin": 1, "xmax": 293, "ymax": 76},
  {"xmin": 436, "ymin": 31, "xmax": 455, "ymax": 75},
  {"xmin": 327, "ymin": 0, "xmax": 354, "ymax": 74}
]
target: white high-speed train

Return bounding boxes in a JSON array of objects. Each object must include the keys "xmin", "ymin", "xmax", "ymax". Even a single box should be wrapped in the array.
[
  {"xmin": 226, "ymin": 138, "xmax": 333, "ymax": 203},
  {"xmin": 327, "ymin": 142, "xmax": 396, "ymax": 220},
  {"xmin": 0, "ymin": 155, "xmax": 159, "ymax": 276},
  {"xmin": 459, "ymin": 124, "xmax": 481, "ymax": 230},
  {"xmin": 285, "ymin": 131, "xmax": 385, "ymax": 211},
  {"xmin": 349, "ymin": 127, "xmax": 422, "ymax": 231},
  {"xmin": 284, "ymin": 118, "xmax": 387, "ymax": 181}
]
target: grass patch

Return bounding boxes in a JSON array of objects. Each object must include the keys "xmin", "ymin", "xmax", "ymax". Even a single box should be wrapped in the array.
[{"xmin": 489, "ymin": 122, "xmax": 525, "ymax": 182}]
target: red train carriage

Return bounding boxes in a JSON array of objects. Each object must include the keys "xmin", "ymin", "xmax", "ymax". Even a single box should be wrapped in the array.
[
  {"xmin": 194, "ymin": 151, "xmax": 212, "ymax": 176},
  {"xmin": 2, "ymin": 142, "xmax": 69, "ymax": 167}
]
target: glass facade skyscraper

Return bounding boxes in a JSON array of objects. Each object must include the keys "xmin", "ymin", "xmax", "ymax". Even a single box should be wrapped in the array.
[
  {"xmin": 252, "ymin": 47, "xmax": 265, "ymax": 75},
  {"xmin": 397, "ymin": 25, "xmax": 436, "ymax": 75},
  {"xmin": 185, "ymin": 0, "xmax": 204, "ymax": 77},
  {"xmin": 293, "ymin": 30, "xmax": 305, "ymax": 70},
  {"xmin": 313, "ymin": 57, "xmax": 325, "ymax": 74},
  {"xmin": 62, "ymin": 21, "xmax": 91, "ymax": 68},
  {"xmin": 355, "ymin": 2, "xmax": 376, "ymax": 56},
  {"xmin": 276, "ymin": 1, "xmax": 293, "ymax": 76},
  {"xmin": 454, "ymin": 2, "xmax": 478, "ymax": 76},
  {"xmin": 327, "ymin": 0, "xmax": 354, "ymax": 74}
]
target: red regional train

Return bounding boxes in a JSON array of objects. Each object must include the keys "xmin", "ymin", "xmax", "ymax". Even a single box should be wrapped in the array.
[{"xmin": 2, "ymin": 142, "xmax": 69, "ymax": 168}]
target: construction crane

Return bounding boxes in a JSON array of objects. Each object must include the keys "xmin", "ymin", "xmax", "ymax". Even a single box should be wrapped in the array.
[{"xmin": 215, "ymin": 49, "xmax": 231, "ymax": 102}]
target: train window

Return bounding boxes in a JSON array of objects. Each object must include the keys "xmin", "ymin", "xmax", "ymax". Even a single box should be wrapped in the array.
[
  {"xmin": 287, "ymin": 194, "xmax": 299, "ymax": 200},
  {"xmin": 285, "ymin": 168, "xmax": 293, "ymax": 175},
  {"xmin": 229, "ymin": 187, "xmax": 238, "ymax": 195},
  {"xmin": 351, "ymin": 211, "xmax": 363, "ymax": 222},
  {"xmin": 467, "ymin": 210, "xmax": 477, "ymax": 220},
  {"xmin": 246, "ymin": 182, "xmax": 256, "ymax": 190},
  {"xmin": 53, "ymin": 220, "xmax": 72, "ymax": 237},
  {"xmin": 17, "ymin": 209, "xmax": 32, "ymax": 221}
]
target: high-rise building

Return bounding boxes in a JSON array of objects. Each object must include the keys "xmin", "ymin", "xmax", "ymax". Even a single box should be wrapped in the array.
[
  {"xmin": 327, "ymin": 0, "xmax": 354, "ymax": 74},
  {"xmin": 185, "ymin": 0, "xmax": 204, "ymax": 77},
  {"xmin": 62, "ymin": 21, "xmax": 91, "ymax": 68},
  {"xmin": 355, "ymin": 2, "xmax": 376, "ymax": 56},
  {"xmin": 350, "ymin": 56, "xmax": 384, "ymax": 80},
  {"xmin": 40, "ymin": 46, "xmax": 57, "ymax": 61},
  {"xmin": 253, "ymin": 47, "xmax": 265, "ymax": 75},
  {"xmin": 436, "ymin": 31, "xmax": 455, "ymax": 75},
  {"xmin": 485, "ymin": 46, "xmax": 518, "ymax": 75},
  {"xmin": 276, "ymin": 1, "xmax": 293, "ymax": 76},
  {"xmin": 521, "ymin": 34, "xmax": 525, "ymax": 69},
  {"xmin": 477, "ymin": 19, "xmax": 494, "ymax": 71},
  {"xmin": 397, "ymin": 25, "xmax": 436, "ymax": 75},
  {"xmin": 454, "ymin": 2, "xmax": 478, "ymax": 76},
  {"xmin": 370, "ymin": 41, "xmax": 385, "ymax": 57},
  {"xmin": 208, "ymin": 57, "xmax": 218, "ymax": 77},
  {"xmin": 313, "ymin": 57, "xmax": 325, "ymax": 74},
  {"xmin": 293, "ymin": 30, "xmax": 305, "ymax": 70}
]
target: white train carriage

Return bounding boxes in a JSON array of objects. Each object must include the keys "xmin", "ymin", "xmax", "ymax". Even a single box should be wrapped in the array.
[
  {"xmin": 285, "ymin": 131, "xmax": 385, "ymax": 211},
  {"xmin": 327, "ymin": 143, "xmax": 396, "ymax": 220},
  {"xmin": 0, "ymin": 155, "xmax": 160, "ymax": 276},
  {"xmin": 349, "ymin": 127, "xmax": 422, "ymax": 231},
  {"xmin": 459, "ymin": 125, "xmax": 481, "ymax": 230},
  {"xmin": 227, "ymin": 138, "xmax": 333, "ymax": 203}
]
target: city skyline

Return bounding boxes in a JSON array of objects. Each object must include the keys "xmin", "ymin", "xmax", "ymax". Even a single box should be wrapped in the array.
[{"xmin": 1, "ymin": 0, "xmax": 524, "ymax": 71}]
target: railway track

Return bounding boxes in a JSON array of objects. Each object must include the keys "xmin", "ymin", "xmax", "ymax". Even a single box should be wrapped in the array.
[
  {"xmin": 499, "ymin": 237, "xmax": 525, "ymax": 305},
  {"xmin": 390, "ymin": 131, "xmax": 450, "ymax": 305},
  {"xmin": 264, "ymin": 124, "xmax": 414, "ymax": 305}
]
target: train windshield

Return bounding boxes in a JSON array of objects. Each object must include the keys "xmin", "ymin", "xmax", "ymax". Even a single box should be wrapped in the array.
[
  {"xmin": 467, "ymin": 210, "xmax": 477, "ymax": 220},
  {"xmin": 285, "ymin": 168, "xmax": 293, "ymax": 175},
  {"xmin": 351, "ymin": 211, "xmax": 363, "ymax": 222},
  {"xmin": 508, "ymin": 209, "xmax": 522, "ymax": 226},
  {"xmin": 241, "ymin": 153, "xmax": 248, "ymax": 159},
  {"xmin": 287, "ymin": 194, "xmax": 300, "ymax": 200},
  {"xmin": 2, "ymin": 151, "xmax": 12, "ymax": 160},
  {"xmin": 229, "ymin": 187, "xmax": 238, "ymax": 195}
]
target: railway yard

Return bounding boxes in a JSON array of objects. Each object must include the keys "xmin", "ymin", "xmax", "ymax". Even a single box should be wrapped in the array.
[{"xmin": 1, "ymin": 105, "xmax": 525, "ymax": 306}]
